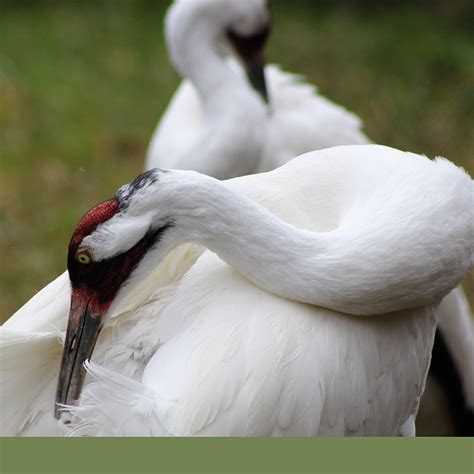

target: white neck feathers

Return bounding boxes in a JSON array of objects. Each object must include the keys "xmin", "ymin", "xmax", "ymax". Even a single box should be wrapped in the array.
[
  {"xmin": 161, "ymin": 1, "xmax": 268, "ymax": 179},
  {"xmin": 97, "ymin": 146, "xmax": 473, "ymax": 317},
  {"xmin": 166, "ymin": 2, "xmax": 242, "ymax": 102},
  {"xmin": 140, "ymin": 153, "xmax": 472, "ymax": 316}
]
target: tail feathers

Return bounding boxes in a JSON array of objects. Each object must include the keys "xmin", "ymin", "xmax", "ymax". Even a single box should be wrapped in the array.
[
  {"xmin": 63, "ymin": 362, "xmax": 168, "ymax": 437},
  {"xmin": 436, "ymin": 288, "xmax": 474, "ymax": 410},
  {"xmin": 0, "ymin": 328, "xmax": 63, "ymax": 435},
  {"xmin": 430, "ymin": 330, "xmax": 474, "ymax": 436},
  {"xmin": 431, "ymin": 287, "xmax": 474, "ymax": 436},
  {"xmin": 263, "ymin": 63, "xmax": 366, "ymax": 132}
]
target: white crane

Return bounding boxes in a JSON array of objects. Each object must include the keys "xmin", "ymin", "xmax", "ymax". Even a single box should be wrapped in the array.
[
  {"xmin": 2, "ymin": 145, "xmax": 473, "ymax": 436},
  {"xmin": 146, "ymin": 0, "xmax": 474, "ymax": 435},
  {"xmin": 1, "ymin": 0, "xmax": 472, "ymax": 436},
  {"xmin": 145, "ymin": 0, "xmax": 368, "ymax": 177}
]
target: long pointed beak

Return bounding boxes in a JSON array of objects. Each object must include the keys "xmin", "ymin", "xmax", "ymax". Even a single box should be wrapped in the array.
[
  {"xmin": 244, "ymin": 51, "xmax": 269, "ymax": 103},
  {"xmin": 55, "ymin": 295, "xmax": 103, "ymax": 419}
]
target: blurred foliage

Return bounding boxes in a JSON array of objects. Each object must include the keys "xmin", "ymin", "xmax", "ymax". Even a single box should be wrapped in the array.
[{"xmin": 0, "ymin": 0, "xmax": 473, "ymax": 319}]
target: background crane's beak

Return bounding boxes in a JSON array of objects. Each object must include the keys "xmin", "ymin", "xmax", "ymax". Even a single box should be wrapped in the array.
[
  {"xmin": 55, "ymin": 293, "xmax": 103, "ymax": 419},
  {"xmin": 227, "ymin": 23, "xmax": 271, "ymax": 104},
  {"xmin": 244, "ymin": 50, "xmax": 269, "ymax": 103}
]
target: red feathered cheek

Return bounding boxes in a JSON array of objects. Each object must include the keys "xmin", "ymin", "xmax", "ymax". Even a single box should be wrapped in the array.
[
  {"xmin": 70, "ymin": 286, "xmax": 111, "ymax": 319},
  {"xmin": 88, "ymin": 294, "xmax": 113, "ymax": 318}
]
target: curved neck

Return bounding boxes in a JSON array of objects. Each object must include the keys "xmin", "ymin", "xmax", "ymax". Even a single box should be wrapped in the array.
[
  {"xmin": 166, "ymin": 4, "xmax": 240, "ymax": 103},
  {"xmin": 151, "ymin": 173, "xmax": 436, "ymax": 316},
  {"xmin": 162, "ymin": 4, "xmax": 267, "ymax": 179},
  {"xmin": 181, "ymin": 182, "xmax": 356, "ymax": 312}
]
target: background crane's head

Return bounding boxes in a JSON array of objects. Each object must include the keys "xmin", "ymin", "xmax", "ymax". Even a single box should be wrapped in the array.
[
  {"xmin": 222, "ymin": 0, "xmax": 271, "ymax": 102},
  {"xmin": 226, "ymin": 4, "xmax": 271, "ymax": 104},
  {"xmin": 165, "ymin": 0, "xmax": 271, "ymax": 102}
]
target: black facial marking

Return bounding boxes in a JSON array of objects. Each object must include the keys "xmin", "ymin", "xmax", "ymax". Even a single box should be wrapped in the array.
[
  {"xmin": 227, "ymin": 22, "xmax": 271, "ymax": 60},
  {"xmin": 116, "ymin": 169, "xmax": 163, "ymax": 208},
  {"xmin": 68, "ymin": 221, "xmax": 174, "ymax": 306}
]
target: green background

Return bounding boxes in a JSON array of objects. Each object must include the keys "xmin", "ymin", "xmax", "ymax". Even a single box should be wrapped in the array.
[{"xmin": 1, "ymin": 0, "xmax": 473, "ymax": 320}]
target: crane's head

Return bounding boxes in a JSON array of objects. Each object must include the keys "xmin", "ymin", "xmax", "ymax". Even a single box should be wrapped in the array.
[
  {"xmin": 55, "ymin": 169, "xmax": 177, "ymax": 418},
  {"xmin": 166, "ymin": 0, "xmax": 271, "ymax": 103},
  {"xmin": 225, "ymin": 0, "xmax": 271, "ymax": 102}
]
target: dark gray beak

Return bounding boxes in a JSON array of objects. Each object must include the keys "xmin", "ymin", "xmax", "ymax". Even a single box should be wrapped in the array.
[
  {"xmin": 227, "ymin": 23, "xmax": 271, "ymax": 104},
  {"xmin": 55, "ymin": 295, "xmax": 103, "ymax": 419},
  {"xmin": 244, "ymin": 50, "xmax": 269, "ymax": 103}
]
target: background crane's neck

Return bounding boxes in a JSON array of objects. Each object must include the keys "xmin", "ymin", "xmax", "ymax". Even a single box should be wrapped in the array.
[
  {"xmin": 166, "ymin": 3, "xmax": 243, "ymax": 104},
  {"xmin": 163, "ymin": 4, "xmax": 268, "ymax": 178}
]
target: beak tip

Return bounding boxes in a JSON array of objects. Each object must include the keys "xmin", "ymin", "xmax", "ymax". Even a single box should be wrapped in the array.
[
  {"xmin": 54, "ymin": 401, "xmax": 65, "ymax": 421},
  {"xmin": 245, "ymin": 54, "xmax": 269, "ymax": 105},
  {"xmin": 55, "ymin": 301, "xmax": 102, "ymax": 419}
]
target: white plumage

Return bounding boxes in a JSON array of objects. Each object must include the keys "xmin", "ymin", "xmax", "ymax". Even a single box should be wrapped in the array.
[
  {"xmin": 2, "ymin": 145, "xmax": 472, "ymax": 436},
  {"xmin": 69, "ymin": 255, "xmax": 435, "ymax": 436},
  {"xmin": 1, "ymin": 0, "xmax": 473, "ymax": 437},
  {"xmin": 146, "ymin": 0, "xmax": 474, "ymax": 432},
  {"xmin": 145, "ymin": 0, "xmax": 367, "ymax": 177}
]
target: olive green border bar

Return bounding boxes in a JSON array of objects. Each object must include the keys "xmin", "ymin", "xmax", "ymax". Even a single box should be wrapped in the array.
[{"xmin": 1, "ymin": 438, "xmax": 473, "ymax": 474}]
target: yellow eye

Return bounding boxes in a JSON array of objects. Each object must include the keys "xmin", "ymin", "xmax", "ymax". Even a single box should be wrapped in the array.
[{"xmin": 75, "ymin": 250, "xmax": 92, "ymax": 264}]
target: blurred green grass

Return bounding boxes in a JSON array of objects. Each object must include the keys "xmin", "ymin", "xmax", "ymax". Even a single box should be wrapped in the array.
[{"xmin": 1, "ymin": 0, "xmax": 473, "ymax": 320}]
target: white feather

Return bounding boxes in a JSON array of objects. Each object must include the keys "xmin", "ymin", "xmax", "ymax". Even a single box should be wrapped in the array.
[{"xmin": 64, "ymin": 252, "xmax": 436, "ymax": 436}]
